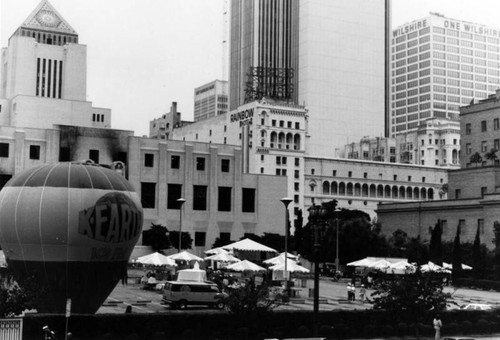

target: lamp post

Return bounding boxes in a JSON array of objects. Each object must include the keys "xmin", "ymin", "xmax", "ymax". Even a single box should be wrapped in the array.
[
  {"xmin": 308, "ymin": 203, "xmax": 327, "ymax": 334},
  {"xmin": 280, "ymin": 197, "xmax": 293, "ymax": 296},
  {"xmin": 335, "ymin": 218, "xmax": 340, "ymax": 273},
  {"xmin": 177, "ymin": 198, "xmax": 186, "ymax": 251}
]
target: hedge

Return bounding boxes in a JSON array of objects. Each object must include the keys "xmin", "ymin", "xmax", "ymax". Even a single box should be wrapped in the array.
[{"xmin": 21, "ymin": 309, "xmax": 500, "ymax": 340}]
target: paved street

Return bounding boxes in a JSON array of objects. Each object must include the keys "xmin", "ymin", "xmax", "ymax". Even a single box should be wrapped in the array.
[{"xmin": 97, "ymin": 277, "xmax": 500, "ymax": 314}]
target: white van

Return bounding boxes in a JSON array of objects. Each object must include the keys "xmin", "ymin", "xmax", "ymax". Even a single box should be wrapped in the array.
[{"xmin": 162, "ymin": 281, "xmax": 226, "ymax": 309}]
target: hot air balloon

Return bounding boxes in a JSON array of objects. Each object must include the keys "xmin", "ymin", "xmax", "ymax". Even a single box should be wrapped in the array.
[{"xmin": 0, "ymin": 162, "xmax": 143, "ymax": 314}]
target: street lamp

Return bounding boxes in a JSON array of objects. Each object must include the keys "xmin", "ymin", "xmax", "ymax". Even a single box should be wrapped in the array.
[
  {"xmin": 177, "ymin": 198, "xmax": 186, "ymax": 251},
  {"xmin": 280, "ymin": 197, "xmax": 293, "ymax": 296},
  {"xmin": 308, "ymin": 203, "xmax": 327, "ymax": 334}
]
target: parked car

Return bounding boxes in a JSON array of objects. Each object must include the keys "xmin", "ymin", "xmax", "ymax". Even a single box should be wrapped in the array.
[
  {"xmin": 162, "ymin": 281, "xmax": 226, "ymax": 309},
  {"xmin": 461, "ymin": 303, "xmax": 492, "ymax": 310}
]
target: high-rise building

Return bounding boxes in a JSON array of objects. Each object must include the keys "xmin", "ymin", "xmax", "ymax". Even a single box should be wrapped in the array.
[
  {"xmin": 229, "ymin": 0, "xmax": 389, "ymax": 157},
  {"xmin": 194, "ymin": 80, "xmax": 229, "ymax": 122},
  {"xmin": 229, "ymin": 0, "xmax": 299, "ymax": 111},
  {"xmin": 390, "ymin": 13, "xmax": 500, "ymax": 137}
]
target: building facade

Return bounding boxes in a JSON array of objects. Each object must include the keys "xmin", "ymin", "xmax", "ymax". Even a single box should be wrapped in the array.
[
  {"xmin": 194, "ymin": 80, "xmax": 229, "ymax": 122},
  {"xmin": 0, "ymin": 1, "xmax": 290, "ymax": 254},
  {"xmin": 345, "ymin": 118, "xmax": 460, "ymax": 167},
  {"xmin": 391, "ymin": 13, "xmax": 500, "ymax": 136},
  {"xmin": 229, "ymin": 0, "xmax": 389, "ymax": 156},
  {"xmin": 0, "ymin": 0, "xmax": 111, "ymax": 130},
  {"xmin": 460, "ymin": 89, "xmax": 500, "ymax": 167},
  {"xmin": 378, "ymin": 95, "xmax": 500, "ymax": 249}
]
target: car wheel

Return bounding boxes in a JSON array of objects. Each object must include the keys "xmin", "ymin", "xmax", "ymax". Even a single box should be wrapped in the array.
[
  {"xmin": 179, "ymin": 300, "xmax": 188, "ymax": 310},
  {"xmin": 216, "ymin": 301, "xmax": 225, "ymax": 310}
]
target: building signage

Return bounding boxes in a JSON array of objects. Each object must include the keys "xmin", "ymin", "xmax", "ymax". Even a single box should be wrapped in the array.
[
  {"xmin": 230, "ymin": 108, "xmax": 254, "ymax": 127},
  {"xmin": 393, "ymin": 19, "xmax": 427, "ymax": 37}
]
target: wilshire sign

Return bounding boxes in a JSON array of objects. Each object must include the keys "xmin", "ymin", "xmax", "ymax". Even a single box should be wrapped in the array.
[
  {"xmin": 393, "ymin": 15, "xmax": 500, "ymax": 38},
  {"xmin": 230, "ymin": 108, "xmax": 254, "ymax": 127}
]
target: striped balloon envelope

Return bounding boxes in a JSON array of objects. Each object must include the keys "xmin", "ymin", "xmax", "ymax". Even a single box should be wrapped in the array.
[{"xmin": 0, "ymin": 162, "xmax": 143, "ymax": 314}]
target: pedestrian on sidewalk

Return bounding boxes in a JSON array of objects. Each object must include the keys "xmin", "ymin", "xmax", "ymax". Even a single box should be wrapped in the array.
[{"xmin": 433, "ymin": 313, "xmax": 442, "ymax": 340}]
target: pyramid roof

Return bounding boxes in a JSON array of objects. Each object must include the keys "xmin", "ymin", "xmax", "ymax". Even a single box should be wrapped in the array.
[{"xmin": 20, "ymin": 0, "xmax": 77, "ymax": 35}]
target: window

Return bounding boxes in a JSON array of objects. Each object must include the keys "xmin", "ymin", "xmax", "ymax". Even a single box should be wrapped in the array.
[
  {"xmin": 393, "ymin": 175, "xmax": 397, "ymax": 181},
  {"xmin": 294, "ymin": 182, "xmax": 299, "ymax": 191},
  {"xmin": 494, "ymin": 118, "xmax": 499, "ymax": 130},
  {"xmin": 218, "ymin": 187, "xmax": 232, "ymax": 211},
  {"xmin": 295, "ymin": 122, "xmax": 300, "ymax": 129},
  {"xmin": 478, "ymin": 219, "xmax": 484, "ymax": 234},
  {"xmin": 220, "ymin": 232, "xmax": 231, "ymax": 243},
  {"xmin": 294, "ymin": 170, "xmax": 299, "ymax": 179},
  {"xmin": 465, "ymin": 123, "xmax": 471, "ymax": 135},
  {"xmin": 348, "ymin": 171, "xmax": 352, "ymax": 178},
  {"xmin": 481, "ymin": 186, "xmax": 487, "ymax": 197},
  {"xmin": 193, "ymin": 185, "xmax": 207, "ymax": 210},
  {"xmin": 408, "ymin": 176, "xmax": 412, "ymax": 181},
  {"xmin": 459, "ymin": 219, "xmax": 466, "ymax": 229},
  {"xmin": 261, "ymin": 155, "xmax": 264, "ymax": 162},
  {"xmin": 144, "ymin": 153, "xmax": 154, "ymax": 167},
  {"xmin": 332, "ymin": 170, "xmax": 337, "ymax": 176},
  {"xmin": 242, "ymin": 188, "xmax": 255, "ymax": 212},
  {"xmin": 276, "ymin": 157, "xmax": 281, "ymax": 165},
  {"xmin": 141, "ymin": 182, "xmax": 156, "ymax": 209},
  {"xmin": 311, "ymin": 169, "xmax": 315, "ymax": 175},
  {"xmin": 59, "ymin": 147, "xmax": 70, "ymax": 161},
  {"xmin": 287, "ymin": 121, "xmax": 292, "ymax": 128},
  {"xmin": 167, "ymin": 184, "xmax": 182, "ymax": 209},
  {"xmin": 221, "ymin": 159, "xmax": 230, "ymax": 172},
  {"xmin": 89, "ymin": 149, "xmax": 99, "ymax": 164},
  {"xmin": 363, "ymin": 172, "xmax": 367, "ymax": 179},
  {"xmin": 481, "ymin": 120, "xmax": 487, "ymax": 132},
  {"xmin": 29, "ymin": 145, "xmax": 40, "ymax": 160},
  {"xmin": 482, "ymin": 141, "xmax": 488, "ymax": 152},
  {"xmin": 196, "ymin": 157, "xmax": 205, "ymax": 171},
  {"xmin": 295, "ymin": 158, "xmax": 300, "ymax": 166},
  {"xmin": 171, "ymin": 155, "xmax": 180, "ymax": 169},
  {"xmin": 422, "ymin": 177, "xmax": 426, "ymax": 183},
  {"xmin": 194, "ymin": 232, "xmax": 206, "ymax": 247},
  {"xmin": 272, "ymin": 120, "xmax": 276, "ymax": 126},
  {"xmin": 294, "ymin": 195, "xmax": 299, "ymax": 203},
  {"xmin": 455, "ymin": 189, "xmax": 461, "ymax": 199},
  {"xmin": 279, "ymin": 120, "xmax": 284, "ymax": 127}
]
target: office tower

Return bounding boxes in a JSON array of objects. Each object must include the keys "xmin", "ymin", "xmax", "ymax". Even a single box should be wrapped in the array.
[
  {"xmin": 229, "ymin": 0, "xmax": 389, "ymax": 157},
  {"xmin": 391, "ymin": 13, "xmax": 500, "ymax": 137},
  {"xmin": 194, "ymin": 80, "xmax": 229, "ymax": 121}
]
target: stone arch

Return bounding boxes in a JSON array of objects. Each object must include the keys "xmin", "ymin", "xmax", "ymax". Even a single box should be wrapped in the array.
[
  {"xmin": 385, "ymin": 185, "xmax": 391, "ymax": 198},
  {"xmin": 286, "ymin": 133, "xmax": 293, "ymax": 150},
  {"xmin": 270, "ymin": 131, "xmax": 277, "ymax": 148},
  {"xmin": 339, "ymin": 182, "xmax": 346, "ymax": 195},
  {"xmin": 331, "ymin": 181, "xmax": 338, "ymax": 195},
  {"xmin": 392, "ymin": 186, "xmax": 398, "ymax": 198},
  {"xmin": 377, "ymin": 184, "xmax": 384, "ymax": 197},
  {"xmin": 414, "ymin": 187, "xmax": 420, "ymax": 199},
  {"xmin": 452, "ymin": 149, "xmax": 458, "ymax": 164},
  {"xmin": 421, "ymin": 187, "xmax": 427, "ymax": 200},
  {"xmin": 406, "ymin": 187, "xmax": 413, "ymax": 199},
  {"xmin": 362, "ymin": 183, "xmax": 369, "ymax": 197},
  {"xmin": 322, "ymin": 181, "xmax": 330, "ymax": 195},
  {"xmin": 347, "ymin": 182, "xmax": 354, "ymax": 196},
  {"xmin": 294, "ymin": 134, "xmax": 301, "ymax": 150},
  {"xmin": 354, "ymin": 183, "xmax": 361, "ymax": 196},
  {"xmin": 428, "ymin": 188, "xmax": 434, "ymax": 200},
  {"xmin": 399, "ymin": 186, "xmax": 405, "ymax": 199},
  {"xmin": 370, "ymin": 184, "xmax": 376, "ymax": 197},
  {"xmin": 278, "ymin": 132, "xmax": 285, "ymax": 149}
]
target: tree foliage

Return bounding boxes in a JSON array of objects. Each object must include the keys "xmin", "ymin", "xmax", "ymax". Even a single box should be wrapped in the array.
[
  {"xmin": 452, "ymin": 224, "xmax": 463, "ymax": 282},
  {"xmin": 371, "ymin": 268, "xmax": 452, "ymax": 338},
  {"xmin": 429, "ymin": 220, "xmax": 443, "ymax": 266},
  {"xmin": 470, "ymin": 152, "xmax": 483, "ymax": 166},
  {"xmin": 223, "ymin": 281, "xmax": 276, "ymax": 316},
  {"xmin": 485, "ymin": 148, "xmax": 498, "ymax": 165},
  {"xmin": 0, "ymin": 269, "xmax": 37, "ymax": 318},
  {"xmin": 142, "ymin": 223, "xmax": 171, "ymax": 253},
  {"xmin": 168, "ymin": 231, "xmax": 193, "ymax": 250}
]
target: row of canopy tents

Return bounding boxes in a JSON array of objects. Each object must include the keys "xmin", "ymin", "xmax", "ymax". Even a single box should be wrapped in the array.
[
  {"xmin": 347, "ymin": 257, "xmax": 472, "ymax": 275},
  {"xmin": 133, "ymin": 238, "xmax": 309, "ymax": 274}
]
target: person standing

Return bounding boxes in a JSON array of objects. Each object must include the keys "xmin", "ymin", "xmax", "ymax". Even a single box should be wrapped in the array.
[
  {"xmin": 42, "ymin": 325, "xmax": 56, "ymax": 340},
  {"xmin": 433, "ymin": 314, "xmax": 442, "ymax": 340},
  {"xmin": 359, "ymin": 284, "xmax": 366, "ymax": 303},
  {"xmin": 346, "ymin": 283, "xmax": 352, "ymax": 301}
]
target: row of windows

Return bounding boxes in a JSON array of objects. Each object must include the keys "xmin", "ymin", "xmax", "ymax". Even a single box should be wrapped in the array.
[
  {"xmin": 319, "ymin": 181, "xmax": 436, "ymax": 200},
  {"xmin": 465, "ymin": 119, "xmax": 500, "ymax": 134},
  {"xmin": 140, "ymin": 183, "xmax": 256, "ymax": 213},
  {"xmin": 144, "ymin": 154, "xmax": 232, "ymax": 172},
  {"xmin": 20, "ymin": 29, "xmax": 78, "ymax": 45},
  {"xmin": 92, "ymin": 113, "xmax": 105, "ymax": 123},
  {"xmin": 0, "ymin": 143, "xmax": 40, "ymax": 160},
  {"xmin": 269, "ymin": 119, "xmax": 300, "ymax": 129}
]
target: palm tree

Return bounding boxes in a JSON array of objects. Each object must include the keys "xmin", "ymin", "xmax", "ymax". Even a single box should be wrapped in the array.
[
  {"xmin": 485, "ymin": 148, "xmax": 498, "ymax": 166},
  {"xmin": 469, "ymin": 152, "xmax": 483, "ymax": 167}
]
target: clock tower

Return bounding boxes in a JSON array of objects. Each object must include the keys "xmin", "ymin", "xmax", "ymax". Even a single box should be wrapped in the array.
[{"xmin": 0, "ymin": 0, "xmax": 110, "ymax": 130}]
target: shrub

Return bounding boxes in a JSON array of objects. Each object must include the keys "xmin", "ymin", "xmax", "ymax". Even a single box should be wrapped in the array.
[
  {"xmin": 319, "ymin": 324, "xmax": 334, "ymax": 337},
  {"xmin": 476, "ymin": 319, "xmax": 490, "ymax": 334},
  {"xmin": 462, "ymin": 320, "xmax": 473, "ymax": 334},
  {"xmin": 296, "ymin": 325, "xmax": 309, "ymax": 337},
  {"xmin": 381, "ymin": 325, "xmax": 394, "ymax": 337},
  {"xmin": 445, "ymin": 322, "xmax": 459, "ymax": 335},
  {"xmin": 396, "ymin": 322, "xmax": 408, "ymax": 336},
  {"xmin": 334, "ymin": 323, "xmax": 348, "ymax": 338}
]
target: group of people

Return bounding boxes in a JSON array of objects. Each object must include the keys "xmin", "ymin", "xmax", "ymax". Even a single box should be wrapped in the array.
[{"xmin": 346, "ymin": 282, "xmax": 367, "ymax": 302}]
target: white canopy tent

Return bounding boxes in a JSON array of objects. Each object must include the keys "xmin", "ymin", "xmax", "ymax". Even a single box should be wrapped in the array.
[
  {"xmin": 135, "ymin": 252, "xmax": 177, "ymax": 267},
  {"xmin": 421, "ymin": 261, "xmax": 451, "ymax": 274},
  {"xmin": 270, "ymin": 259, "xmax": 309, "ymax": 281},
  {"xmin": 205, "ymin": 252, "xmax": 240, "ymax": 262},
  {"xmin": 263, "ymin": 253, "xmax": 298, "ymax": 266},
  {"xmin": 204, "ymin": 247, "xmax": 229, "ymax": 256},
  {"xmin": 226, "ymin": 260, "xmax": 267, "ymax": 272},
  {"xmin": 168, "ymin": 250, "xmax": 204, "ymax": 262},
  {"xmin": 176, "ymin": 262, "xmax": 207, "ymax": 282},
  {"xmin": 222, "ymin": 238, "xmax": 278, "ymax": 253},
  {"xmin": 442, "ymin": 262, "xmax": 473, "ymax": 270}
]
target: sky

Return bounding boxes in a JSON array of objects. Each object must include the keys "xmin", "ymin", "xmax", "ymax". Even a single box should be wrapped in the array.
[{"xmin": 2, "ymin": 0, "xmax": 500, "ymax": 137}]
